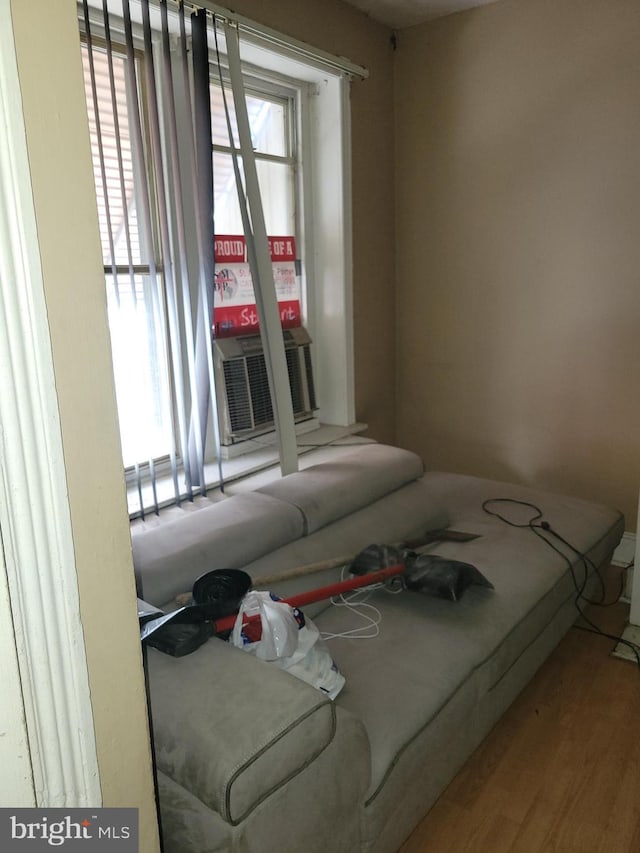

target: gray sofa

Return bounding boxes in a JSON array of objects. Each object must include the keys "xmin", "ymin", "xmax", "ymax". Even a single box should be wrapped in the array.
[{"xmin": 133, "ymin": 443, "xmax": 624, "ymax": 853}]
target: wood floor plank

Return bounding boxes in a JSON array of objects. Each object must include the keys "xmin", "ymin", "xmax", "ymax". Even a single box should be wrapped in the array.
[{"xmin": 397, "ymin": 568, "xmax": 640, "ymax": 853}]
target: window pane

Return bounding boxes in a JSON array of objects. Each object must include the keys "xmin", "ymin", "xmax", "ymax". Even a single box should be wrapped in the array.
[
  {"xmin": 82, "ymin": 44, "xmax": 147, "ymax": 267},
  {"xmin": 256, "ymin": 159, "xmax": 295, "ymax": 234},
  {"xmin": 214, "ymin": 152, "xmax": 295, "ymax": 235},
  {"xmin": 211, "ymin": 82, "xmax": 288, "ymax": 157},
  {"xmin": 106, "ymin": 274, "xmax": 174, "ymax": 467}
]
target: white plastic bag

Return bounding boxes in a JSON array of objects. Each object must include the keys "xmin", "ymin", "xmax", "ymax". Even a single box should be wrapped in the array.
[
  {"xmin": 230, "ymin": 590, "xmax": 299, "ymax": 661},
  {"xmin": 230, "ymin": 591, "xmax": 345, "ymax": 699},
  {"xmin": 274, "ymin": 619, "xmax": 345, "ymax": 700}
]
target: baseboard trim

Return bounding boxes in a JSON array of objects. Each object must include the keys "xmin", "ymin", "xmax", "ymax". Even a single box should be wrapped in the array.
[
  {"xmin": 611, "ymin": 623, "xmax": 640, "ymax": 663},
  {"xmin": 612, "ymin": 532, "xmax": 635, "ymax": 567},
  {"xmin": 612, "ymin": 532, "xmax": 635, "ymax": 603}
]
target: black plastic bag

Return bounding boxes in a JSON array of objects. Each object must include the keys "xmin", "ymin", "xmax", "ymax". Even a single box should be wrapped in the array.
[
  {"xmin": 139, "ymin": 569, "xmax": 252, "ymax": 656},
  {"xmin": 404, "ymin": 554, "xmax": 494, "ymax": 602},
  {"xmin": 349, "ymin": 543, "xmax": 406, "ymax": 576}
]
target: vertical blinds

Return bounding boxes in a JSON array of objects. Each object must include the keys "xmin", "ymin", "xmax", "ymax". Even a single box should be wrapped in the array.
[
  {"xmin": 81, "ymin": 0, "xmax": 306, "ymax": 517},
  {"xmin": 82, "ymin": 0, "xmax": 220, "ymax": 516}
]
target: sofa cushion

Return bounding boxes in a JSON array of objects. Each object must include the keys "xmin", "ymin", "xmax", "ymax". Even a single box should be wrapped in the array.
[
  {"xmin": 256, "ymin": 444, "xmax": 425, "ymax": 534},
  {"xmin": 132, "ymin": 492, "xmax": 304, "ymax": 606},
  {"xmin": 148, "ymin": 639, "xmax": 337, "ymax": 825},
  {"xmin": 242, "ymin": 478, "xmax": 450, "ymax": 616},
  {"xmin": 317, "ymin": 472, "xmax": 623, "ymax": 803}
]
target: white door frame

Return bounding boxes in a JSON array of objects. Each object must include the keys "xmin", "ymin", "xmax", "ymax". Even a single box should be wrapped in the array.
[
  {"xmin": 0, "ymin": 535, "xmax": 34, "ymax": 804},
  {"xmin": 0, "ymin": 0, "xmax": 101, "ymax": 807}
]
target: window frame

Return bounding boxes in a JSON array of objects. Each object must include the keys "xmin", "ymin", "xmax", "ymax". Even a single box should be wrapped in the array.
[{"xmin": 209, "ymin": 66, "xmax": 302, "ymax": 289}]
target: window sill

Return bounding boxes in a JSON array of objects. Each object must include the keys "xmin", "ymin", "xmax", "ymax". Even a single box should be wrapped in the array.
[{"xmin": 127, "ymin": 422, "xmax": 369, "ymax": 520}]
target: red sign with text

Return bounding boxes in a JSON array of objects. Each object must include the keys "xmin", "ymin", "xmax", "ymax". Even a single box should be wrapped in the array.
[{"xmin": 213, "ymin": 235, "xmax": 300, "ymax": 337}]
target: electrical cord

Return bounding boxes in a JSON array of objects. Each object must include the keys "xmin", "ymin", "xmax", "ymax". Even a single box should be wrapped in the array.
[
  {"xmin": 482, "ymin": 498, "xmax": 640, "ymax": 669},
  {"xmin": 320, "ymin": 566, "xmax": 402, "ymax": 641},
  {"xmin": 482, "ymin": 499, "xmax": 604, "ymax": 601},
  {"xmin": 320, "ymin": 593, "xmax": 382, "ymax": 640}
]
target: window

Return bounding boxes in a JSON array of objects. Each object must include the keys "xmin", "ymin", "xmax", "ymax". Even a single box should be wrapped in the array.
[
  {"xmin": 82, "ymin": 41, "xmax": 174, "ymax": 469},
  {"xmin": 211, "ymin": 79, "xmax": 297, "ymax": 237},
  {"xmin": 79, "ymin": 0, "xmax": 365, "ymax": 516}
]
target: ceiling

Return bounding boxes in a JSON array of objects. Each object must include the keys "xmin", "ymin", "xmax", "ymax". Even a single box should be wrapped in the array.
[{"xmin": 342, "ymin": 0, "xmax": 500, "ymax": 29}]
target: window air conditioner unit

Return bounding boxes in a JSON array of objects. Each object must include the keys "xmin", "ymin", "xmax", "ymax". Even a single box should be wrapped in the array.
[{"xmin": 214, "ymin": 326, "xmax": 317, "ymax": 447}]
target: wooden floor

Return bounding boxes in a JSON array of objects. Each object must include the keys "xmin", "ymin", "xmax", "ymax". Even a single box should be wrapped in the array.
[{"xmin": 398, "ymin": 566, "xmax": 640, "ymax": 853}]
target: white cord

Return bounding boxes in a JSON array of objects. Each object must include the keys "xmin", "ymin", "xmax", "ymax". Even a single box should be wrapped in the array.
[
  {"xmin": 320, "ymin": 566, "xmax": 404, "ymax": 640},
  {"xmin": 320, "ymin": 592, "xmax": 382, "ymax": 640}
]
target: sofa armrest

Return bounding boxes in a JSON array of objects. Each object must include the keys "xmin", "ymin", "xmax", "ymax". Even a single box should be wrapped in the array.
[{"xmin": 147, "ymin": 638, "xmax": 336, "ymax": 825}]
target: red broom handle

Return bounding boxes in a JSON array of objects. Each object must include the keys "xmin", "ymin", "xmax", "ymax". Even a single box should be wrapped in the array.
[{"xmin": 212, "ymin": 563, "xmax": 405, "ymax": 636}]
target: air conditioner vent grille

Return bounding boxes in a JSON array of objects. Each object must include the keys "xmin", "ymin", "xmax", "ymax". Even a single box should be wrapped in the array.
[
  {"xmin": 215, "ymin": 327, "xmax": 317, "ymax": 446},
  {"xmin": 223, "ymin": 360, "xmax": 252, "ymax": 432},
  {"xmin": 246, "ymin": 353, "xmax": 273, "ymax": 426},
  {"xmin": 303, "ymin": 345, "xmax": 317, "ymax": 411},
  {"xmin": 286, "ymin": 348, "xmax": 304, "ymax": 413}
]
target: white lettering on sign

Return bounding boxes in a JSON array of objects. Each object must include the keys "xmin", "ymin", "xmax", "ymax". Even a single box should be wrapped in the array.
[
  {"xmin": 267, "ymin": 237, "xmax": 296, "ymax": 259},
  {"xmin": 240, "ymin": 307, "xmax": 259, "ymax": 327},
  {"xmin": 215, "ymin": 238, "xmax": 244, "ymax": 259}
]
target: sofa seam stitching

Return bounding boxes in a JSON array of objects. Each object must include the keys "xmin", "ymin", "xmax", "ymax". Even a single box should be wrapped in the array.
[{"xmin": 223, "ymin": 698, "xmax": 336, "ymax": 824}]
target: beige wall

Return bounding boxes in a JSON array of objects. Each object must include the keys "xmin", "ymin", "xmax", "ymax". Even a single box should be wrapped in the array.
[
  {"xmin": 230, "ymin": 0, "xmax": 396, "ymax": 443},
  {"xmin": 395, "ymin": 0, "xmax": 640, "ymax": 526},
  {"xmin": 10, "ymin": 1, "xmax": 159, "ymax": 847}
]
